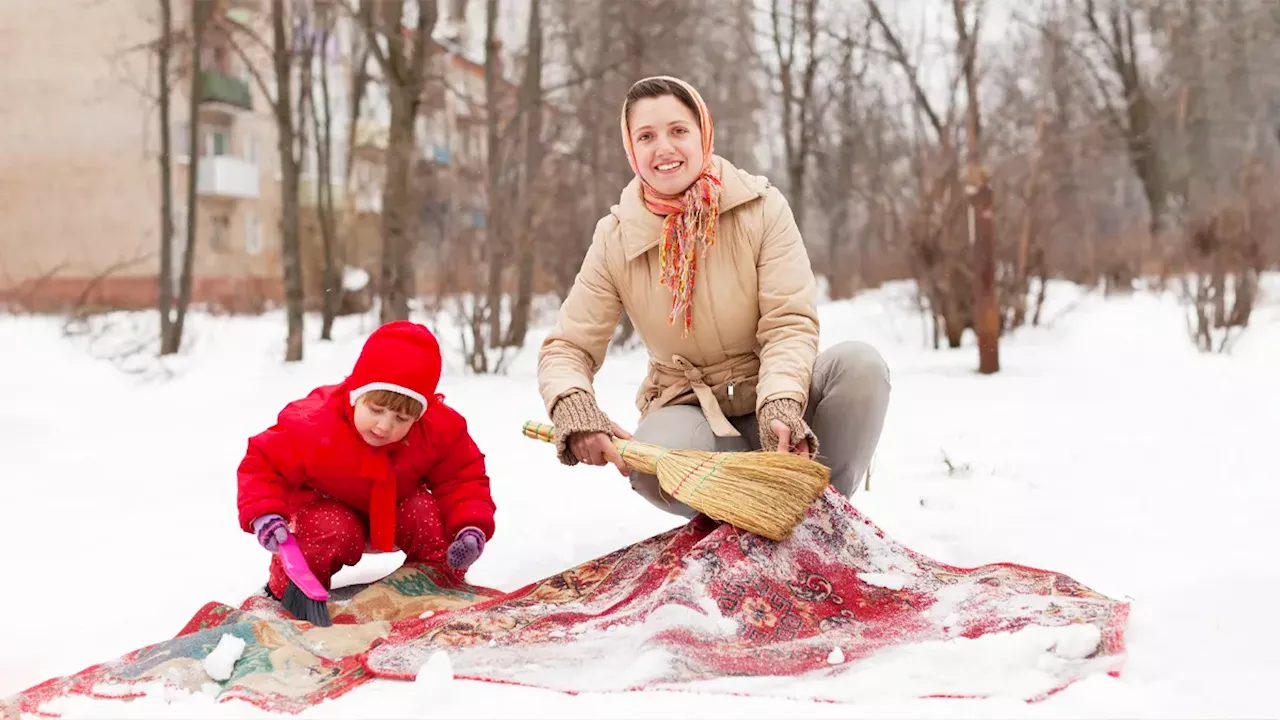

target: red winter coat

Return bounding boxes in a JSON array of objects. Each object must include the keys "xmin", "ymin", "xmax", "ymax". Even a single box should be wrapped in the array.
[{"xmin": 236, "ymin": 382, "xmax": 495, "ymax": 551}]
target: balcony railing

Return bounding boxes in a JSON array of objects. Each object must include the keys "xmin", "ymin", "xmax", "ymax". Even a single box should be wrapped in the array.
[
  {"xmin": 197, "ymin": 156, "xmax": 260, "ymax": 199},
  {"xmin": 198, "ymin": 70, "xmax": 252, "ymax": 111}
]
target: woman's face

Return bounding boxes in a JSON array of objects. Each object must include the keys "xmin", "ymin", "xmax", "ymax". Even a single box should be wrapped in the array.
[{"xmin": 627, "ymin": 94, "xmax": 704, "ymax": 196}]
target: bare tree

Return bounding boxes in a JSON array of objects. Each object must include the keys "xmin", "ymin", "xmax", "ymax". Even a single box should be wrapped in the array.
[
  {"xmin": 866, "ymin": 0, "xmax": 970, "ymax": 348},
  {"xmin": 812, "ymin": 17, "xmax": 867, "ymax": 300},
  {"xmin": 768, "ymin": 0, "xmax": 822, "ymax": 234},
  {"xmin": 1077, "ymin": 0, "xmax": 1161, "ymax": 291},
  {"xmin": 156, "ymin": 0, "xmax": 177, "ymax": 352},
  {"xmin": 1008, "ymin": 112, "xmax": 1046, "ymax": 329},
  {"xmin": 343, "ymin": 1, "xmax": 373, "ymax": 191},
  {"xmin": 348, "ymin": 0, "xmax": 439, "ymax": 324},
  {"xmin": 953, "ymin": 0, "xmax": 1000, "ymax": 374},
  {"xmin": 447, "ymin": 0, "xmax": 519, "ymax": 374},
  {"xmin": 307, "ymin": 2, "xmax": 341, "ymax": 340},
  {"xmin": 481, "ymin": 0, "xmax": 505, "ymax": 350},
  {"xmin": 276, "ymin": 0, "xmax": 307, "ymax": 361},
  {"xmin": 504, "ymin": 0, "xmax": 544, "ymax": 349},
  {"xmin": 224, "ymin": 0, "xmax": 309, "ymax": 361},
  {"xmin": 162, "ymin": 0, "xmax": 206, "ymax": 356}
]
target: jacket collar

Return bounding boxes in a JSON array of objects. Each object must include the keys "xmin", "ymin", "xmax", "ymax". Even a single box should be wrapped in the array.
[{"xmin": 612, "ymin": 155, "xmax": 770, "ymax": 261}]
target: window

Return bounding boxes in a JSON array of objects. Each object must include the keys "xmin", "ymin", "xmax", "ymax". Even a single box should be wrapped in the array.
[
  {"xmin": 211, "ymin": 214, "xmax": 230, "ymax": 252},
  {"xmin": 204, "ymin": 128, "xmax": 230, "ymax": 157},
  {"xmin": 244, "ymin": 213, "xmax": 262, "ymax": 255},
  {"xmin": 243, "ymin": 135, "xmax": 258, "ymax": 165}
]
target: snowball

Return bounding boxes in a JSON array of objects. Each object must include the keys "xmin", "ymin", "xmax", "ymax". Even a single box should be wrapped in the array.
[
  {"xmin": 415, "ymin": 650, "xmax": 454, "ymax": 698},
  {"xmin": 202, "ymin": 633, "xmax": 246, "ymax": 682}
]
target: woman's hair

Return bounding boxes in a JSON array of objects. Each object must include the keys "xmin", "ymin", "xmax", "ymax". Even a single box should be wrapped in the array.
[
  {"xmin": 624, "ymin": 77, "xmax": 701, "ymax": 128},
  {"xmin": 359, "ymin": 389, "xmax": 424, "ymax": 418}
]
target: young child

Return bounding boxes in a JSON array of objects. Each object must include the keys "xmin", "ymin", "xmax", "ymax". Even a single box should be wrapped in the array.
[{"xmin": 236, "ymin": 320, "xmax": 495, "ymax": 601}]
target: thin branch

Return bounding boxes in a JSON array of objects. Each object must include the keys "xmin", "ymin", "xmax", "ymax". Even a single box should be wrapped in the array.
[
  {"xmin": 223, "ymin": 17, "xmax": 278, "ymax": 113},
  {"xmin": 865, "ymin": 0, "xmax": 947, "ymax": 141},
  {"xmin": 335, "ymin": 0, "xmax": 393, "ymax": 83}
]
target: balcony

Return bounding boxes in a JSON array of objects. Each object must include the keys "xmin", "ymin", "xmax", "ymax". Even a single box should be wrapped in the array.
[
  {"xmin": 198, "ymin": 70, "xmax": 252, "ymax": 112},
  {"xmin": 299, "ymin": 176, "xmax": 346, "ymax": 208},
  {"xmin": 197, "ymin": 156, "xmax": 259, "ymax": 199}
]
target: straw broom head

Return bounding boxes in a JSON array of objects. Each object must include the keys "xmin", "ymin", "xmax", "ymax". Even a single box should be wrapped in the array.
[{"xmin": 522, "ymin": 421, "xmax": 829, "ymax": 541}]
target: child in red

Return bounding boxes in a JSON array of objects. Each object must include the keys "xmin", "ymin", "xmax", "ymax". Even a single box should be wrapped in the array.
[{"xmin": 236, "ymin": 320, "xmax": 495, "ymax": 600}]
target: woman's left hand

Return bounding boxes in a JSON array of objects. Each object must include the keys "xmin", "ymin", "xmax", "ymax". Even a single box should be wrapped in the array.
[{"xmin": 769, "ymin": 418, "xmax": 811, "ymax": 457}]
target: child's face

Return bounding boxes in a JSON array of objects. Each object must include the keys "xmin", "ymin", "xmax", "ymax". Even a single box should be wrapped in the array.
[{"xmin": 352, "ymin": 398, "xmax": 415, "ymax": 447}]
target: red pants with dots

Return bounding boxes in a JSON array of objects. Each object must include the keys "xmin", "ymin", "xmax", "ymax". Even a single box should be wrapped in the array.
[{"xmin": 266, "ymin": 485, "xmax": 449, "ymax": 599}]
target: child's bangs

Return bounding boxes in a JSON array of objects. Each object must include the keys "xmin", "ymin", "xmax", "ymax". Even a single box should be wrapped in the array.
[{"xmin": 362, "ymin": 389, "xmax": 423, "ymax": 417}]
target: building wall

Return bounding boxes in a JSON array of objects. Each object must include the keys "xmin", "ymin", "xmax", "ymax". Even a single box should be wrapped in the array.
[
  {"xmin": 0, "ymin": 0, "xmax": 550, "ymax": 313},
  {"xmin": 0, "ymin": 0, "xmax": 160, "ymax": 282},
  {"xmin": 0, "ymin": 0, "xmax": 287, "ymax": 312}
]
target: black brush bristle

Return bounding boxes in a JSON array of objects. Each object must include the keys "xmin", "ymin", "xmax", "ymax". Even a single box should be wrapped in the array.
[{"xmin": 281, "ymin": 580, "xmax": 332, "ymax": 627}]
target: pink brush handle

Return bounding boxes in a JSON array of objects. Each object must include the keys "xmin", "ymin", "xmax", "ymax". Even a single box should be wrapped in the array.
[{"xmin": 278, "ymin": 535, "xmax": 330, "ymax": 601}]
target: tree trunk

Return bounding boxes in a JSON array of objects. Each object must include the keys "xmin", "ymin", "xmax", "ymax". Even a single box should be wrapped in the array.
[
  {"xmin": 954, "ymin": 0, "xmax": 999, "ymax": 374},
  {"xmin": 380, "ymin": 92, "xmax": 414, "ymax": 323},
  {"xmin": 1011, "ymin": 113, "xmax": 1045, "ymax": 329},
  {"xmin": 823, "ymin": 31, "xmax": 858, "ymax": 301},
  {"xmin": 344, "ymin": 0, "xmax": 372, "ymax": 190},
  {"xmin": 157, "ymin": 0, "xmax": 175, "ymax": 351},
  {"xmin": 1031, "ymin": 247, "xmax": 1048, "ymax": 327},
  {"xmin": 969, "ymin": 180, "xmax": 1000, "ymax": 371},
  {"xmin": 164, "ymin": 0, "xmax": 204, "ymax": 356},
  {"xmin": 769, "ymin": 0, "xmax": 820, "ymax": 236},
  {"xmin": 374, "ymin": 0, "xmax": 436, "ymax": 324},
  {"xmin": 1093, "ymin": 7, "xmax": 1152, "ymax": 291},
  {"xmin": 504, "ymin": 0, "xmax": 543, "ymax": 349},
  {"xmin": 312, "ymin": 9, "xmax": 339, "ymax": 340},
  {"xmin": 483, "ymin": 0, "xmax": 504, "ymax": 346},
  {"xmin": 931, "ymin": 302, "xmax": 941, "ymax": 349},
  {"xmin": 274, "ymin": 0, "xmax": 304, "ymax": 362},
  {"xmin": 942, "ymin": 271, "xmax": 965, "ymax": 349}
]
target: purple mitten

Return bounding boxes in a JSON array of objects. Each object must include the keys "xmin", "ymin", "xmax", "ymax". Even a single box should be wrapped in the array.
[
  {"xmin": 446, "ymin": 527, "xmax": 486, "ymax": 570},
  {"xmin": 252, "ymin": 513, "xmax": 289, "ymax": 553}
]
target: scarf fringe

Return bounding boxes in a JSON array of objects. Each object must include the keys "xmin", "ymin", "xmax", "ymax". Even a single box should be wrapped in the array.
[{"xmin": 652, "ymin": 171, "xmax": 722, "ymax": 336}]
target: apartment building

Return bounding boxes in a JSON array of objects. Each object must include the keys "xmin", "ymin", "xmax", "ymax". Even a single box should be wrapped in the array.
[
  {"xmin": 1, "ymin": 0, "xmax": 268, "ymax": 311},
  {"xmin": 0, "ymin": 0, "xmax": 392, "ymax": 313},
  {"xmin": 0, "ymin": 0, "xmax": 539, "ymax": 313}
]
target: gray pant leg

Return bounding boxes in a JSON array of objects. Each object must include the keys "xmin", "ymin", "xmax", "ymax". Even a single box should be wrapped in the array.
[
  {"xmin": 805, "ymin": 340, "xmax": 891, "ymax": 496},
  {"xmin": 629, "ymin": 404, "xmax": 753, "ymax": 518},
  {"xmin": 630, "ymin": 341, "xmax": 890, "ymax": 513}
]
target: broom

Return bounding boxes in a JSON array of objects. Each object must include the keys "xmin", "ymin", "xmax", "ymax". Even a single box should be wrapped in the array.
[
  {"xmin": 277, "ymin": 535, "xmax": 332, "ymax": 627},
  {"xmin": 522, "ymin": 420, "xmax": 829, "ymax": 541}
]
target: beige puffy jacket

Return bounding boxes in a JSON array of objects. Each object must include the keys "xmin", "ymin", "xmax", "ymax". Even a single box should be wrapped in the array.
[{"xmin": 537, "ymin": 155, "xmax": 820, "ymax": 460}]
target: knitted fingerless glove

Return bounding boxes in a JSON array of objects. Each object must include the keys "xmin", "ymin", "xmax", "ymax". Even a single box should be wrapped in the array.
[
  {"xmin": 757, "ymin": 397, "xmax": 819, "ymax": 456},
  {"xmin": 549, "ymin": 390, "xmax": 616, "ymax": 466}
]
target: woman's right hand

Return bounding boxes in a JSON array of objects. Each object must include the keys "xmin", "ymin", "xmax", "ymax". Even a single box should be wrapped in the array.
[{"xmin": 568, "ymin": 422, "xmax": 633, "ymax": 477}]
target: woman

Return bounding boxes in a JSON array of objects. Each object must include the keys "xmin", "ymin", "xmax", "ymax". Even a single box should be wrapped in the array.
[{"xmin": 537, "ymin": 75, "xmax": 891, "ymax": 518}]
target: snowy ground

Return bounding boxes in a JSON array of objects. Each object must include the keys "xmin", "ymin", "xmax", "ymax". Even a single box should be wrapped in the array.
[{"xmin": 2, "ymin": 278, "xmax": 1278, "ymax": 718}]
